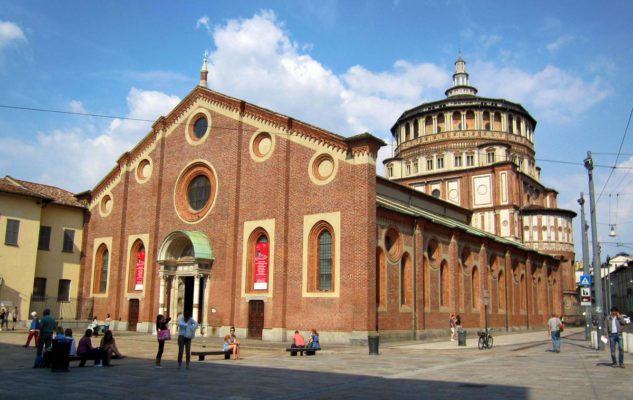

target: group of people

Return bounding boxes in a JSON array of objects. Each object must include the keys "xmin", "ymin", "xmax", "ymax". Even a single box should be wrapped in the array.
[
  {"xmin": 290, "ymin": 328, "xmax": 321, "ymax": 354},
  {"xmin": 0, "ymin": 306, "xmax": 18, "ymax": 331},
  {"xmin": 449, "ymin": 313, "xmax": 462, "ymax": 341},
  {"xmin": 25, "ymin": 308, "xmax": 124, "ymax": 368}
]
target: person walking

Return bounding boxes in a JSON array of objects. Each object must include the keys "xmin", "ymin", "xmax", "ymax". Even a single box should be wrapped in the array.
[
  {"xmin": 0, "ymin": 307, "xmax": 8, "ymax": 331},
  {"xmin": 24, "ymin": 311, "xmax": 40, "ymax": 347},
  {"xmin": 177, "ymin": 311, "xmax": 198, "ymax": 369},
  {"xmin": 605, "ymin": 307, "xmax": 626, "ymax": 368},
  {"xmin": 449, "ymin": 313, "xmax": 457, "ymax": 341},
  {"xmin": 37, "ymin": 308, "xmax": 56, "ymax": 357},
  {"xmin": 155, "ymin": 314, "xmax": 171, "ymax": 368},
  {"xmin": 547, "ymin": 313, "xmax": 562, "ymax": 353}
]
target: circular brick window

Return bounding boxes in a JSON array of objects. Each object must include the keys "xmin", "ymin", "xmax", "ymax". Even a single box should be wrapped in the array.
[
  {"xmin": 136, "ymin": 158, "xmax": 152, "ymax": 183},
  {"xmin": 174, "ymin": 161, "xmax": 217, "ymax": 223},
  {"xmin": 185, "ymin": 109, "xmax": 212, "ymax": 146},
  {"xmin": 250, "ymin": 131, "xmax": 274, "ymax": 161},
  {"xmin": 384, "ymin": 227, "xmax": 403, "ymax": 262},
  {"xmin": 309, "ymin": 153, "xmax": 337, "ymax": 185},
  {"xmin": 100, "ymin": 194, "xmax": 113, "ymax": 217}
]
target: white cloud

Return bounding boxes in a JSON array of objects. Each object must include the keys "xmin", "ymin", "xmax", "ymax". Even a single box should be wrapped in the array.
[
  {"xmin": 69, "ymin": 100, "xmax": 86, "ymax": 114},
  {"xmin": 0, "ymin": 20, "xmax": 26, "ymax": 49},
  {"xmin": 4, "ymin": 88, "xmax": 180, "ymax": 192},
  {"xmin": 196, "ymin": 16, "xmax": 211, "ymax": 33},
  {"xmin": 472, "ymin": 62, "xmax": 610, "ymax": 123},
  {"xmin": 546, "ymin": 35, "xmax": 573, "ymax": 54}
]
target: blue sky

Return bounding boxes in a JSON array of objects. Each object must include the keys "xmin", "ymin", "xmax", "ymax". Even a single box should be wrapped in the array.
[{"xmin": 1, "ymin": 0, "xmax": 632, "ymax": 259}]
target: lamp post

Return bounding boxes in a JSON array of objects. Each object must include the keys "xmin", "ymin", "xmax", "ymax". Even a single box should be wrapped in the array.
[
  {"xmin": 578, "ymin": 194, "xmax": 592, "ymax": 341},
  {"xmin": 584, "ymin": 151, "xmax": 604, "ymax": 349}
]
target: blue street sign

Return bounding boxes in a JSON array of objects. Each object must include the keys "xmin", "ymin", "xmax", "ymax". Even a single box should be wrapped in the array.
[{"xmin": 579, "ymin": 275, "xmax": 591, "ymax": 287}]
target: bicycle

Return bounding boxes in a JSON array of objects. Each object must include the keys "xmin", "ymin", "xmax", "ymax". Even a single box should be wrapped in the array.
[{"xmin": 477, "ymin": 328, "xmax": 493, "ymax": 350}]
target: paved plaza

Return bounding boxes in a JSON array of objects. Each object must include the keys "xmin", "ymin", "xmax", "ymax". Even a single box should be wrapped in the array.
[{"xmin": 0, "ymin": 327, "xmax": 629, "ymax": 399}]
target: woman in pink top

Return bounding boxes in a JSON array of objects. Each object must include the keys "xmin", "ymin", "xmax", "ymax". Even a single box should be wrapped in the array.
[{"xmin": 291, "ymin": 330, "xmax": 305, "ymax": 356}]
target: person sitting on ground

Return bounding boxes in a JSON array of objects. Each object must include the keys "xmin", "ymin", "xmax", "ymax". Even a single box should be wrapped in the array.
[
  {"xmin": 100, "ymin": 330, "xmax": 124, "ymax": 366},
  {"xmin": 65, "ymin": 328, "xmax": 77, "ymax": 356},
  {"xmin": 291, "ymin": 330, "xmax": 306, "ymax": 356},
  {"xmin": 77, "ymin": 329, "xmax": 102, "ymax": 367},
  {"xmin": 306, "ymin": 328, "xmax": 320, "ymax": 350},
  {"xmin": 88, "ymin": 317, "xmax": 101, "ymax": 337}
]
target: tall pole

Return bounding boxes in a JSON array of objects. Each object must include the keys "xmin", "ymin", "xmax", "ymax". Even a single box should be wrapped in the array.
[
  {"xmin": 578, "ymin": 193, "xmax": 592, "ymax": 341},
  {"xmin": 585, "ymin": 151, "xmax": 604, "ymax": 349}
]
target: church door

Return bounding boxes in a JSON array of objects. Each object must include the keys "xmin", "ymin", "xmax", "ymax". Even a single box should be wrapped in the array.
[
  {"xmin": 248, "ymin": 300, "xmax": 264, "ymax": 339},
  {"xmin": 128, "ymin": 299, "xmax": 139, "ymax": 331}
]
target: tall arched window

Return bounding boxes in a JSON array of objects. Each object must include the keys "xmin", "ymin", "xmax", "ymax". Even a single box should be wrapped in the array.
[
  {"xmin": 413, "ymin": 119, "xmax": 419, "ymax": 138},
  {"xmin": 498, "ymin": 271, "xmax": 506, "ymax": 310},
  {"xmin": 482, "ymin": 111, "xmax": 491, "ymax": 130},
  {"xmin": 425, "ymin": 116, "xmax": 433, "ymax": 135},
  {"xmin": 376, "ymin": 248, "xmax": 386, "ymax": 307},
  {"xmin": 508, "ymin": 115, "xmax": 514, "ymax": 133},
  {"xmin": 128, "ymin": 240, "xmax": 145, "ymax": 292},
  {"xmin": 520, "ymin": 274, "xmax": 527, "ymax": 311},
  {"xmin": 466, "ymin": 110, "xmax": 475, "ymax": 129},
  {"xmin": 400, "ymin": 253, "xmax": 412, "ymax": 307},
  {"xmin": 458, "ymin": 263, "xmax": 464, "ymax": 311},
  {"xmin": 93, "ymin": 244, "xmax": 109, "ymax": 294},
  {"xmin": 437, "ymin": 114, "xmax": 445, "ymax": 133},
  {"xmin": 452, "ymin": 112, "xmax": 462, "ymax": 130},
  {"xmin": 472, "ymin": 266, "xmax": 479, "ymax": 309},
  {"xmin": 493, "ymin": 112, "xmax": 502, "ymax": 131},
  {"xmin": 405, "ymin": 123, "xmax": 411, "ymax": 141},
  {"xmin": 247, "ymin": 229, "xmax": 270, "ymax": 292},
  {"xmin": 309, "ymin": 222, "xmax": 335, "ymax": 292},
  {"xmin": 440, "ymin": 261, "xmax": 449, "ymax": 307}
]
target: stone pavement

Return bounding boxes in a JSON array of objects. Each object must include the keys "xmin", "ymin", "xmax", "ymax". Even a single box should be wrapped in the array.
[{"xmin": 0, "ymin": 327, "xmax": 629, "ymax": 400}]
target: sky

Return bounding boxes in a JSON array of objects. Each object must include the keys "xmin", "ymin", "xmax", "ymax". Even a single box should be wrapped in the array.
[{"xmin": 1, "ymin": 0, "xmax": 632, "ymax": 261}]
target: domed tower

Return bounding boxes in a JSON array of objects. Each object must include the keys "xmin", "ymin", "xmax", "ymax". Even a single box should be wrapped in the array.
[{"xmin": 384, "ymin": 56, "xmax": 577, "ymax": 316}]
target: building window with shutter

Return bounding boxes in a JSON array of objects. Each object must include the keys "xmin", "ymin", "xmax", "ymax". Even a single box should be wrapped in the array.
[
  {"xmin": 5, "ymin": 219, "xmax": 20, "ymax": 245},
  {"xmin": 62, "ymin": 229, "xmax": 75, "ymax": 253}
]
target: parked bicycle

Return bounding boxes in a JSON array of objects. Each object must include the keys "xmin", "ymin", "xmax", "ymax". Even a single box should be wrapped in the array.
[{"xmin": 477, "ymin": 328, "xmax": 493, "ymax": 350}]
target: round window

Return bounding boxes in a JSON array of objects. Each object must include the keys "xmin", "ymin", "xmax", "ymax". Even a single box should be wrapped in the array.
[
  {"xmin": 193, "ymin": 117, "xmax": 208, "ymax": 139},
  {"xmin": 432, "ymin": 189, "xmax": 441, "ymax": 198},
  {"xmin": 174, "ymin": 161, "xmax": 217, "ymax": 223},
  {"xmin": 187, "ymin": 175, "xmax": 211, "ymax": 211}
]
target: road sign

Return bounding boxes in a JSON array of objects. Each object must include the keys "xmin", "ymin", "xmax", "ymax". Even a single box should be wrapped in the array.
[
  {"xmin": 579, "ymin": 275, "xmax": 591, "ymax": 287},
  {"xmin": 580, "ymin": 287, "xmax": 591, "ymax": 306}
]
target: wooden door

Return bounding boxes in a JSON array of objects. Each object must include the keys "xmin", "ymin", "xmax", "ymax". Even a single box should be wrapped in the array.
[
  {"xmin": 128, "ymin": 299, "xmax": 139, "ymax": 331},
  {"xmin": 248, "ymin": 300, "xmax": 264, "ymax": 339}
]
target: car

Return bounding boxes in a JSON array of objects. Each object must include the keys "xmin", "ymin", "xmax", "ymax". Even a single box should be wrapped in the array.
[{"xmin": 622, "ymin": 315, "xmax": 631, "ymax": 324}]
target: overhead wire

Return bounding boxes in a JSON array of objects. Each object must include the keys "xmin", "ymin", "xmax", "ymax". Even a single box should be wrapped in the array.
[{"xmin": 597, "ymin": 107, "xmax": 633, "ymax": 201}]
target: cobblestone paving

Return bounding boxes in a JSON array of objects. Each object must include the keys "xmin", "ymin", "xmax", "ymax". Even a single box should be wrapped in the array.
[{"xmin": 0, "ymin": 328, "xmax": 629, "ymax": 399}]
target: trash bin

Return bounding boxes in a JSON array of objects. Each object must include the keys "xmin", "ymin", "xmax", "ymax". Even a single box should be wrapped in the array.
[
  {"xmin": 368, "ymin": 333, "xmax": 380, "ymax": 355},
  {"xmin": 50, "ymin": 339, "xmax": 71, "ymax": 372},
  {"xmin": 458, "ymin": 330, "xmax": 467, "ymax": 346}
]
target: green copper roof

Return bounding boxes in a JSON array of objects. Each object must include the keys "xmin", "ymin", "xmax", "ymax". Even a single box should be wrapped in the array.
[{"xmin": 179, "ymin": 230, "xmax": 214, "ymax": 260}]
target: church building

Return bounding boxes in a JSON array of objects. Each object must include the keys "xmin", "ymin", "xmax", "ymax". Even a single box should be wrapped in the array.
[{"xmin": 75, "ymin": 56, "xmax": 570, "ymax": 343}]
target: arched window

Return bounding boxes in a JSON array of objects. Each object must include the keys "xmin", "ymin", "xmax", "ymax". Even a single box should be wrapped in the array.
[
  {"xmin": 452, "ymin": 112, "xmax": 462, "ymax": 130},
  {"xmin": 93, "ymin": 244, "xmax": 109, "ymax": 294},
  {"xmin": 400, "ymin": 253, "xmax": 412, "ymax": 307},
  {"xmin": 247, "ymin": 229, "xmax": 270, "ymax": 292},
  {"xmin": 458, "ymin": 263, "xmax": 464, "ymax": 311},
  {"xmin": 482, "ymin": 111, "xmax": 491, "ymax": 130},
  {"xmin": 437, "ymin": 114, "xmax": 445, "ymax": 133},
  {"xmin": 508, "ymin": 115, "xmax": 514, "ymax": 134},
  {"xmin": 376, "ymin": 248, "xmax": 386, "ymax": 307},
  {"xmin": 128, "ymin": 240, "xmax": 145, "ymax": 292},
  {"xmin": 466, "ymin": 110, "xmax": 475, "ymax": 129},
  {"xmin": 405, "ymin": 123, "xmax": 411, "ymax": 141},
  {"xmin": 520, "ymin": 274, "xmax": 527, "ymax": 311},
  {"xmin": 425, "ymin": 116, "xmax": 433, "ymax": 135},
  {"xmin": 440, "ymin": 261, "xmax": 449, "ymax": 308},
  {"xmin": 309, "ymin": 222, "xmax": 335, "ymax": 292},
  {"xmin": 493, "ymin": 112, "xmax": 502, "ymax": 131},
  {"xmin": 498, "ymin": 271, "xmax": 505, "ymax": 310},
  {"xmin": 472, "ymin": 266, "xmax": 479, "ymax": 308},
  {"xmin": 413, "ymin": 119, "xmax": 419, "ymax": 138}
]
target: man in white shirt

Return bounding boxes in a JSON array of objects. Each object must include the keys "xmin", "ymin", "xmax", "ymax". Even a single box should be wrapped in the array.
[{"xmin": 546, "ymin": 313, "xmax": 562, "ymax": 353}]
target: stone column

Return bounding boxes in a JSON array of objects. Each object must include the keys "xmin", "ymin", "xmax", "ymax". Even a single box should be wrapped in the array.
[
  {"xmin": 192, "ymin": 273, "xmax": 200, "ymax": 322},
  {"xmin": 158, "ymin": 272, "xmax": 166, "ymax": 316},
  {"xmin": 203, "ymin": 275, "xmax": 211, "ymax": 326},
  {"xmin": 170, "ymin": 277, "xmax": 179, "ymax": 321}
]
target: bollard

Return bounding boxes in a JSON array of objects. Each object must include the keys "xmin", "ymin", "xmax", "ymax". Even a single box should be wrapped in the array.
[
  {"xmin": 368, "ymin": 333, "xmax": 380, "ymax": 355},
  {"xmin": 628, "ymin": 333, "xmax": 633, "ymax": 355},
  {"xmin": 591, "ymin": 331, "xmax": 597, "ymax": 350},
  {"xmin": 458, "ymin": 330, "xmax": 467, "ymax": 346},
  {"xmin": 623, "ymin": 332, "xmax": 629, "ymax": 353}
]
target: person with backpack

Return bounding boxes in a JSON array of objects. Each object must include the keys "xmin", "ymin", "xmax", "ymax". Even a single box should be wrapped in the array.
[{"xmin": 547, "ymin": 313, "xmax": 563, "ymax": 353}]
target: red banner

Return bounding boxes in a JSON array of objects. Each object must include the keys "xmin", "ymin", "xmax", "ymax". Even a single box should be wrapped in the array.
[
  {"xmin": 135, "ymin": 249, "xmax": 145, "ymax": 290},
  {"xmin": 253, "ymin": 242, "xmax": 269, "ymax": 290}
]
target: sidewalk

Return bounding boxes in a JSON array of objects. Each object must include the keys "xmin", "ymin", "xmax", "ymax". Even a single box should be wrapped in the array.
[{"xmin": 0, "ymin": 327, "xmax": 629, "ymax": 400}]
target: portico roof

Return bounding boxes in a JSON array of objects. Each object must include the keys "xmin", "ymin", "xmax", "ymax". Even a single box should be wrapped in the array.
[{"xmin": 157, "ymin": 230, "xmax": 214, "ymax": 263}]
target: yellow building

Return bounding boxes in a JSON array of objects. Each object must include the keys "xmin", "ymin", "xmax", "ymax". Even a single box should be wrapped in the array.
[{"xmin": 0, "ymin": 176, "xmax": 85, "ymax": 322}]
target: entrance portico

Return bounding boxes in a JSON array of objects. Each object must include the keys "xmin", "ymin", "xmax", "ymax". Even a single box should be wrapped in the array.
[{"xmin": 157, "ymin": 231, "xmax": 214, "ymax": 332}]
